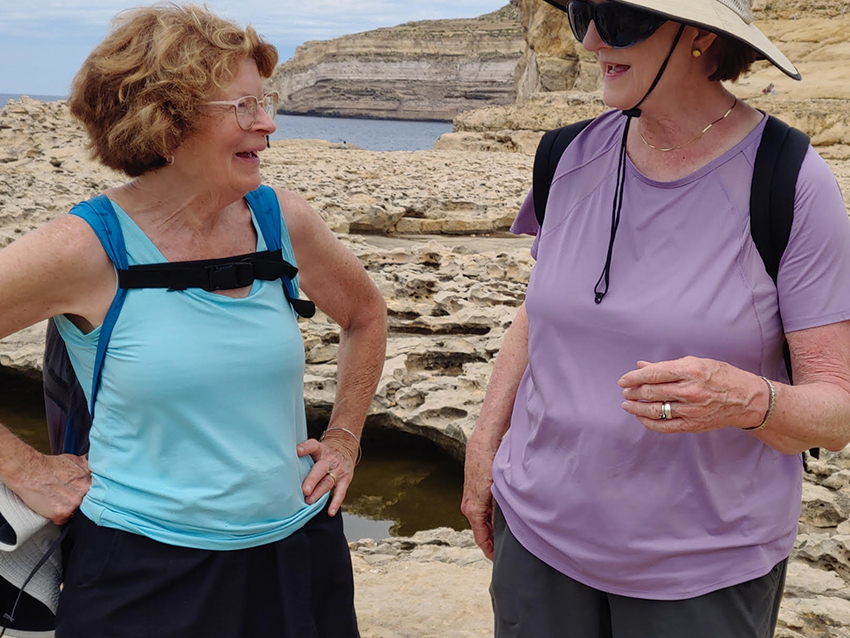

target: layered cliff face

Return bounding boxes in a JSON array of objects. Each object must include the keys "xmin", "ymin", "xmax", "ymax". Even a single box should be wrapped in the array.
[
  {"xmin": 513, "ymin": 0, "xmax": 600, "ymax": 100},
  {"xmin": 271, "ymin": 5, "xmax": 525, "ymax": 121}
]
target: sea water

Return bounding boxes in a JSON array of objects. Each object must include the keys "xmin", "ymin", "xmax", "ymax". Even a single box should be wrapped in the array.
[{"xmin": 1, "ymin": 95, "xmax": 453, "ymax": 152}]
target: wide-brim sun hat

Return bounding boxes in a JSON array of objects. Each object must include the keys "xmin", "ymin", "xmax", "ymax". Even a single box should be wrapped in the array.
[
  {"xmin": 0, "ymin": 481, "xmax": 61, "ymax": 638},
  {"xmin": 542, "ymin": 0, "xmax": 801, "ymax": 80}
]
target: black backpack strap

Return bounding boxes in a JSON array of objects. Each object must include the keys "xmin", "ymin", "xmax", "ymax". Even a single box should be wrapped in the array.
[
  {"xmin": 750, "ymin": 116, "xmax": 810, "ymax": 285},
  {"xmin": 750, "ymin": 115, "xmax": 815, "ymax": 459},
  {"xmin": 43, "ymin": 318, "xmax": 91, "ymax": 456},
  {"xmin": 533, "ymin": 119, "xmax": 595, "ymax": 228},
  {"xmin": 117, "ymin": 249, "xmax": 297, "ymax": 292}
]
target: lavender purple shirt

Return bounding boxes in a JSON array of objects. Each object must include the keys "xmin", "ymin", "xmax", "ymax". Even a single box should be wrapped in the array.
[{"xmin": 491, "ymin": 110, "xmax": 850, "ymax": 599}]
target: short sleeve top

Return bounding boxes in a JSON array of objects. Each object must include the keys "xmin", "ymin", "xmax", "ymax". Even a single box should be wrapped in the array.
[{"xmin": 491, "ymin": 110, "xmax": 850, "ymax": 599}]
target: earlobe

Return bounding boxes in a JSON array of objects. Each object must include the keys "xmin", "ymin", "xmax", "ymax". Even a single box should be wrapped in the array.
[{"xmin": 693, "ymin": 28, "xmax": 718, "ymax": 54}]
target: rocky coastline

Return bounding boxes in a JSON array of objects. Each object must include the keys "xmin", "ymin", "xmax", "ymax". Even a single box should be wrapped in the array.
[{"xmin": 2, "ymin": 95, "xmax": 850, "ymax": 636}]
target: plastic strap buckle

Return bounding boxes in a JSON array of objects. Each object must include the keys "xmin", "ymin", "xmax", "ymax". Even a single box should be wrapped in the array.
[{"xmin": 204, "ymin": 261, "xmax": 254, "ymax": 291}]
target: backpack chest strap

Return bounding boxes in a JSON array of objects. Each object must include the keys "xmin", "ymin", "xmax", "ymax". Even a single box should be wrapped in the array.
[{"xmin": 117, "ymin": 249, "xmax": 297, "ymax": 292}]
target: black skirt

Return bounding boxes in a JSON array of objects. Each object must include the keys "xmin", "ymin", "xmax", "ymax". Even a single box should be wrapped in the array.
[{"xmin": 56, "ymin": 503, "xmax": 359, "ymax": 638}]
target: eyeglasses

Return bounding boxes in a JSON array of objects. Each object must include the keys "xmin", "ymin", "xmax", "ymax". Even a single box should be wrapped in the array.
[
  {"xmin": 564, "ymin": 1, "xmax": 667, "ymax": 48},
  {"xmin": 205, "ymin": 92, "xmax": 279, "ymax": 130}
]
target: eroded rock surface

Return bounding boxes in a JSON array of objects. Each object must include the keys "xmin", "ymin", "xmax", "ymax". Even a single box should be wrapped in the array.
[
  {"xmin": 352, "ymin": 455, "xmax": 850, "ymax": 638},
  {"xmin": 2, "ymin": 96, "xmax": 850, "ymax": 637}
]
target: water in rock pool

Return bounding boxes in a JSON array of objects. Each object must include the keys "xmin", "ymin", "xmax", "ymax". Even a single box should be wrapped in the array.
[{"xmin": 0, "ymin": 370, "xmax": 469, "ymax": 541}]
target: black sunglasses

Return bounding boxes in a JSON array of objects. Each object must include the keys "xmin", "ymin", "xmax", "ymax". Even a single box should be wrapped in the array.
[{"xmin": 562, "ymin": 1, "xmax": 668, "ymax": 49}]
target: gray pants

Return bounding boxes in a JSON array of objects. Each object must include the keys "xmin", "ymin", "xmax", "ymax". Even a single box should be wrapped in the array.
[{"xmin": 491, "ymin": 505, "xmax": 786, "ymax": 638}]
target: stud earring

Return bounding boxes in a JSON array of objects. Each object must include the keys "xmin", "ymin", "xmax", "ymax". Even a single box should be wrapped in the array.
[{"xmin": 692, "ymin": 49, "xmax": 702, "ymax": 58}]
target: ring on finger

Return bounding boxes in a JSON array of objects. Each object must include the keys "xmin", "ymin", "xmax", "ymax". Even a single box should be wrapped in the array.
[
  {"xmin": 326, "ymin": 471, "xmax": 338, "ymax": 486},
  {"xmin": 660, "ymin": 401, "xmax": 673, "ymax": 421}
]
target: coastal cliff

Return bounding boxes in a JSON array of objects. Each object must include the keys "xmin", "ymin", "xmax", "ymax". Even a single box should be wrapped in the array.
[{"xmin": 271, "ymin": 5, "xmax": 525, "ymax": 121}]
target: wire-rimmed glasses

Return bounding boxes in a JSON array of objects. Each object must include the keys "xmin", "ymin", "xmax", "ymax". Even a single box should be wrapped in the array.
[{"xmin": 205, "ymin": 92, "xmax": 279, "ymax": 130}]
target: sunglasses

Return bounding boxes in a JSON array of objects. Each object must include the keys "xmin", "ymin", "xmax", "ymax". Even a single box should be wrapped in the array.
[{"xmin": 563, "ymin": 1, "xmax": 667, "ymax": 49}]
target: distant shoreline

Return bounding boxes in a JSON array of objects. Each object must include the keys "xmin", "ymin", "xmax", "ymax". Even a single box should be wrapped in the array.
[{"xmin": 1, "ymin": 93, "xmax": 66, "ymax": 105}]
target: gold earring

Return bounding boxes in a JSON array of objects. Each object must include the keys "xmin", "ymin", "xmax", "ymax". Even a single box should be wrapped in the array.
[{"xmin": 692, "ymin": 49, "xmax": 702, "ymax": 58}]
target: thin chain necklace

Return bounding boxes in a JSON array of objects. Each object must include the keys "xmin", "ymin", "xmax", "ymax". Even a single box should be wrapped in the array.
[{"xmin": 639, "ymin": 98, "xmax": 738, "ymax": 152}]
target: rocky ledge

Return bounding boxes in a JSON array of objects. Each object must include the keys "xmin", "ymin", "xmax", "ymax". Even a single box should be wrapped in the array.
[
  {"xmin": 353, "ymin": 445, "xmax": 850, "ymax": 638},
  {"xmin": 2, "ymin": 98, "xmax": 850, "ymax": 636},
  {"xmin": 1, "ymin": 96, "xmax": 848, "ymax": 457}
]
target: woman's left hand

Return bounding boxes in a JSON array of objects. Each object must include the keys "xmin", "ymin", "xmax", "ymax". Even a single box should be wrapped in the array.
[
  {"xmin": 618, "ymin": 356, "xmax": 767, "ymax": 433},
  {"xmin": 297, "ymin": 433, "xmax": 359, "ymax": 516}
]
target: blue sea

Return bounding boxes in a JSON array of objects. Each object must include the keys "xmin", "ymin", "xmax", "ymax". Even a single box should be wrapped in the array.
[{"xmin": 0, "ymin": 94, "xmax": 453, "ymax": 152}]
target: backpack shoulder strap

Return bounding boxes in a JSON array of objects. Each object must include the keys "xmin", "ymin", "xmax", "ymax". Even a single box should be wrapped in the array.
[
  {"xmin": 245, "ymin": 185, "xmax": 315, "ymax": 318},
  {"xmin": 68, "ymin": 195, "xmax": 130, "ymax": 418},
  {"xmin": 532, "ymin": 119, "xmax": 595, "ymax": 228},
  {"xmin": 750, "ymin": 115, "xmax": 810, "ymax": 284},
  {"xmin": 69, "ymin": 195, "xmax": 129, "ymax": 270},
  {"xmin": 246, "ymin": 185, "xmax": 283, "ymax": 252},
  {"xmin": 750, "ymin": 115, "xmax": 815, "ymax": 460}
]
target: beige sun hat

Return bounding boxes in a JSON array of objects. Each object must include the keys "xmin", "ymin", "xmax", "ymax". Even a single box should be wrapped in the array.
[
  {"xmin": 0, "ymin": 480, "xmax": 62, "ymax": 638},
  {"xmin": 542, "ymin": 0, "xmax": 801, "ymax": 80}
]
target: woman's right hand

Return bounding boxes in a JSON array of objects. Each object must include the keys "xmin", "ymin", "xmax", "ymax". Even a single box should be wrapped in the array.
[
  {"xmin": 10, "ymin": 452, "xmax": 91, "ymax": 525},
  {"xmin": 461, "ymin": 434, "xmax": 499, "ymax": 560}
]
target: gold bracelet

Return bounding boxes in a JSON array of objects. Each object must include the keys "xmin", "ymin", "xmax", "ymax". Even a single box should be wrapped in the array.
[
  {"xmin": 743, "ymin": 376, "xmax": 776, "ymax": 432},
  {"xmin": 320, "ymin": 427, "xmax": 362, "ymax": 466}
]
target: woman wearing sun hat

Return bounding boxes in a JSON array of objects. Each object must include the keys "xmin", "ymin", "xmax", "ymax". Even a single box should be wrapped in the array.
[{"xmin": 461, "ymin": 0, "xmax": 850, "ymax": 635}]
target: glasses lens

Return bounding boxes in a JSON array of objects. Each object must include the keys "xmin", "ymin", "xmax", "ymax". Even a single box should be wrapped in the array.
[
  {"xmin": 597, "ymin": 3, "xmax": 666, "ymax": 47},
  {"xmin": 233, "ymin": 96, "xmax": 257, "ymax": 130},
  {"xmin": 568, "ymin": 1, "xmax": 666, "ymax": 49},
  {"xmin": 263, "ymin": 92, "xmax": 279, "ymax": 119},
  {"xmin": 567, "ymin": 2, "xmax": 592, "ymax": 43}
]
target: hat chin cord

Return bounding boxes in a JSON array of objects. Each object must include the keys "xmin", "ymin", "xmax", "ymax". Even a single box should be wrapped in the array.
[
  {"xmin": 593, "ymin": 23, "xmax": 686, "ymax": 304},
  {"xmin": 0, "ymin": 526, "xmax": 69, "ymax": 637}
]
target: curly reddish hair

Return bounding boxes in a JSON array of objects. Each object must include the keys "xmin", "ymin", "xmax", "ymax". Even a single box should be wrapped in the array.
[{"xmin": 68, "ymin": 3, "xmax": 278, "ymax": 177}]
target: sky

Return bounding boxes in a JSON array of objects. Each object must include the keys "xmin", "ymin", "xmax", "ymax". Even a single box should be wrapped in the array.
[{"xmin": 0, "ymin": 0, "xmax": 507, "ymax": 96}]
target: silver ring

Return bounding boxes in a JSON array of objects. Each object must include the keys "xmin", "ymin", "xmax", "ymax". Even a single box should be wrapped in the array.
[{"xmin": 660, "ymin": 401, "xmax": 672, "ymax": 421}]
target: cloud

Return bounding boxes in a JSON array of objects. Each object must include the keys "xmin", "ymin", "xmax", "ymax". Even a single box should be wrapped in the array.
[
  {"xmin": 0, "ymin": 0, "xmax": 507, "ymax": 95},
  {"xmin": 1, "ymin": 1, "xmax": 506, "ymax": 38}
]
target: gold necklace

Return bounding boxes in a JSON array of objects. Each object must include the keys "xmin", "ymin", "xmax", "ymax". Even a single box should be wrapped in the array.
[{"xmin": 639, "ymin": 99, "xmax": 738, "ymax": 152}]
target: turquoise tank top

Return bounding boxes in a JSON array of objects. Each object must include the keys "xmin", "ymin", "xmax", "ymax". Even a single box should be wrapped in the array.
[{"xmin": 54, "ymin": 198, "xmax": 327, "ymax": 550}]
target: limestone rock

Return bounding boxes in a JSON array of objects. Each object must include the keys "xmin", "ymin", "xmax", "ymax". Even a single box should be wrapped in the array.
[
  {"xmin": 2, "ymin": 76, "xmax": 850, "ymax": 637},
  {"xmin": 271, "ymin": 6, "xmax": 525, "ymax": 121},
  {"xmin": 803, "ymin": 483, "xmax": 850, "ymax": 528}
]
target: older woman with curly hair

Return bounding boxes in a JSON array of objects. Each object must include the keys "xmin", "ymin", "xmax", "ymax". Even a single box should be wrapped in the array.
[{"xmin": 0, "ymin": 4, "xmax": 385, "ymax": 637}]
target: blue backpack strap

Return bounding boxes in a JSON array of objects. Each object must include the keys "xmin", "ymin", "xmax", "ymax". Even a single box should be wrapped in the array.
[
  {"xmin": 245, "ymin": 186, "xmax": 315, "ymax": 318},
  {"xmin": 246, "ymin": 185, "xmax": 283, "ymax": 249},
  {"xmin": 68, "ymin": 195, "xmax": 129, "ymax": 421}
]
